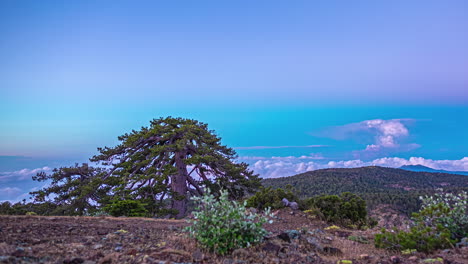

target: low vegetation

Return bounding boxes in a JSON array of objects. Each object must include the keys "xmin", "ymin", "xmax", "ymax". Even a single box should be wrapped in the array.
[
  {"xmin": 375, "ymin": 190, "xmax": 467, "ymax": 252},
  {"xmin": 103, "ymin": 200, "xmax": 148, "ymax": 217},
  {"xmin": 246, "ymin": 185, "xmax": 299, "ymax": 210},
  {"xmin": 185, "ymin": 189, "xmax": 272, "ymax": 255}
]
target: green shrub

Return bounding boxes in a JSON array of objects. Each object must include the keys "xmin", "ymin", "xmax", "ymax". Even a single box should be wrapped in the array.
[
  {"xmin": 246, "ymin": 186, "xmax": 298, "ymax": 210},
  {"xmin": 375, "ymin": 189, "xmax": 466, "ymax": 253},
  {"xmin": 374, "ymin": 224, "xmax": 454, "ymax": 253},
  {"xmin": 305, "ymin": 192, "xmax": 369, "ymax": 227},
  {"xmin": 103, "ymin": 200, "xmax": 148, "ymax": 217},
  {"xmin": 186, "ymin": 189, "xmax": 273, "ymax": 255},
  {"xmin": 414, "ymin": 190, "xmax": 467, "ymax": 239}
]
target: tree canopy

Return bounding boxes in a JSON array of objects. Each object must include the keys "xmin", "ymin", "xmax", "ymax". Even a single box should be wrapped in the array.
[{"xmin": 31, "ymin": 117, "xmax": 261, "ymax": 218}]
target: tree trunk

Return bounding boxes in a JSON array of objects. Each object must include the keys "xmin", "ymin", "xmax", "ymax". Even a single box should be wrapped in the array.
[{"xmin": 172, "ymin": 152, "xmax": 188, "ymax": 218}]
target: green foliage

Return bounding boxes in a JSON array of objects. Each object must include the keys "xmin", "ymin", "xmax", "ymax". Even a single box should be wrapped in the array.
[
  {"xmin": 263, "ymin": 166, "xmax": 468, "ymax": 215},
  {"xmin": 30, "ymin": 117, "xmax": 261, "ymax": 218},
  {"xmin": 103, "ymin": 200, "xmax": 148, "ymax": 217},
  {"xmin": 185, "ymin": 189, "xmax": 272, "ymax": 255},
  {"xmin": 305, "ymin": 192, "xmax": 369, "ymax": 227},
  {"xmin": 0, "ymin": 201, "xmax": 69, "ymax": 216},
  {"xmin": 374, "ymin": 225, "xmax": 454, "ymax": 253},
  {"xmin": 30, "ymin": 163, "xmax": 108, "ymax": 216},
  {"xmin": 375, "ymin": 190, "xmax": 466, "ymax": 253},
  {"xmin": 413, "ymin": 190, "xmax": 468, "ymax": 239},
  {"xmin": 246, "ymin": 185, "xmax": 298, "ymax": 210}
]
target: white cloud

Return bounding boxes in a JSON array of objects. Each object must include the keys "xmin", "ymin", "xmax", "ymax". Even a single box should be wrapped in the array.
[
  {"xmin": 0, "ymin": 166, "xmax": 51, "ymax": 182},
  {"xmin": 319, "ymin": 118, "xmax": 419, "ymax": 157},
  {"xmin": 246, "ymin": 156, "xmax": 468, "ymax": 178}
]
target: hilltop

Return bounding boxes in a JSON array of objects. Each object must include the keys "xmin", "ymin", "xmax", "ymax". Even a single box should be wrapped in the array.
[
  {"xmin": 262, "ymin": 166, "xmax": 468, "ymax": 213},
  {"xmin": 399, "ymin": 164, "xmax": 468, "ymax": 176}
]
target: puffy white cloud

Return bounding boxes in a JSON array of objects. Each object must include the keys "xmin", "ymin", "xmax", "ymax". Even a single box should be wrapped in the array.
[
  {"xmin": 246, "ymin": 156, "xmax": 468, "ymax": 178},
  {"xmin": 319, "ymin": 118, "xmax": 419, "ymax": 157}
]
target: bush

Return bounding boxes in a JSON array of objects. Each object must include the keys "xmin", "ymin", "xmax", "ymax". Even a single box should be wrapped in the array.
[
  {"xmin": 305, "ymin": 192, "xmax": 369, "ymax": 227},
  {"xmin": 375, "ymin": 189, "xmax": 466, "ymax": 252},
  {"xmin": 246, "ymin": 186, "xmax": 299, "ymax": 210},
  {"xmin": 414, "ymin": 190, "xmax": 467, "ymax": 239},
  {"xmin": 186, "ymin": 189, "xmax": 273, "ymax": 255},
  {"xmin": 103, "ymin": 200, "xmax": 148, "ymax": 217},
  {"xmin": 374, "ymin": 225, "xmax": 454, "ymax": 253}
]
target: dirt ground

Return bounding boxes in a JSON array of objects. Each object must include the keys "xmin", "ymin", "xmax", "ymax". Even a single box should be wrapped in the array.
[{"xmin": 0, "ymin": 209, "xmax": 467, "ymax": 264}]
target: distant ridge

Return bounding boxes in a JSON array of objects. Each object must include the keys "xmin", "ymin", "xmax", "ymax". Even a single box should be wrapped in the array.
[
  {"xmin": 262, "ymin": 166, "xmax": 468, "ymax": 214},
  {"xmin": 399, "ymin": 164, "xmax": 468, "ymax": 176}
]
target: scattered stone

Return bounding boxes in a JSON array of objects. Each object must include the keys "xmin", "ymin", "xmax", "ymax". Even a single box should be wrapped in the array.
[
  {"xmin": 289, "ymin": 202, "xmax": 299, "ymax": 210},
  {"xmin": 192, "ymin": 249, "xmax": 204, "ymax": 262},
  {"xmin": 92, "ymin": 244, "xmax": 104, "ymax": 250},
  {"xmin": 390, "ymin": 255, "xmax": 401, "ymax": 263},
  {"xmin": 323, "ymin": 247, "xmax": 342, "ymax": 255},
  {"xmin": 63, "ymin": 257, "xmax": 85, "ymax": 264},
  {"xmin": 278, "ymin": 230, "xmax": 300, "ymax": 242},
  {"xmin": 456, "ymin": 237, "xmax": 468, "ymax": 248},
  {"xmin": 289, "ymin": 211, "xmax": 294, "ymax": 215},
  {"xmin": 281, "ymin": 198, "xmax": 299, "ymax": 210},
  {"xmin": 11, "ymin": 247, "xmax": 25, "ymax": 257},
  {"xmin": 359, "ymin": 254, "xmax": 369, "ymax": 260},
  {"xmin": 262, "ymin": 241, "xmax": 281, "ymax": 253},
  {"xmin": 408, "ymin": 256, "xmax": 419, "ymax": 262},
  {"xmin": 97, "ymin": 230, "xmax": 108, "ymax": 236},
  {"xmin": 232, "ymin": 248, "xmax": 250, "ymax": 259},
  {"xmin": 304, "ymin": 236, "xmax": 323, "ymax": 251},
  {"xmin": 114, "ymin": 246, "xmax": 123, "ymax": 252}
]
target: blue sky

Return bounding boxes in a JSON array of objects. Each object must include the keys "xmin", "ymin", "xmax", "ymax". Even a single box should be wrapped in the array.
[{"xmin": 1, "ymin": 1, "xmax": 467, "ymax": 201}]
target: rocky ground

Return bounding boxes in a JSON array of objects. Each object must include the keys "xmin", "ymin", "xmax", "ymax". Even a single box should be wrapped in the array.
[{"xmin": 0, "ymin": 208, "xmax": 467, "ymax": 264}]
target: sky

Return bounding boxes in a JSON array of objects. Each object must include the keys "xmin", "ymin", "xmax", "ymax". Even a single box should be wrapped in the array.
[{"xmin": 1, "ymin": 0, "xmax": 468, "ymax": 202}]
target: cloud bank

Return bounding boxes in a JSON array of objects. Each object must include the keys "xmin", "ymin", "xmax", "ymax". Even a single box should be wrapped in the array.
[
  {"xmin": 244, "ymin": 156, "xmax": 468, "ymax": 178},
  {"xmin": 0, "ymin": 166, "xmax": 51, "ymax": 182}
]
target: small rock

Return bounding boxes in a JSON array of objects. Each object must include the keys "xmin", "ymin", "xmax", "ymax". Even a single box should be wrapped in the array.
[
  {"xmin": 92, "ymin": 244, "xmax": 104, "ymax": 250},
  {"xmin": 262, "ymin": 241, "xmax": 281, "ymax": 253},
  {"xmin": 456, "ymin": 237, "xmax": 468, "ymax": 248},
  {"xmin": 408, "ymin": 256, "xmax": 419, "ymax": 262},
  {"xmin": 114, "ymin": 246, "xmax": 123, "ymax": 252},
  {"xmin": 192, "ymin": 249, "xmax": 204, "ymax": 262},
  {"xmin": 63, "ymin": 257, "xmax": 85, "ymax": 264},
  {"xmin": 278, "ymin": 230, "xmax": 300, "ymax": 242},
  {"xmin": 323, "ymin": 247, "xmax": 342, "ymax": 255},
  {"xmin": 289, "ymin": 202, "xmax": 299, "ymax": 210},
  {"xmin": 359, "ymin": 254, "xmax": 369, "ymax": 260},
  {"xmin": 390, "ymin": 256, "xmax": 401, "ymax": 263},
  {"xmin": 232, "ymin": 248, "xmax": 250, "ymax": 259},
  {"xmin": 11, "ymin": 247, "xmax": 25, "ymax": 257},
  {"xmin": 289, "ymin": 211, "xmax": 294, "ymax": 215},
  {"xmin": 304, "ymin": 237, "xmax": 323, "ymax": 251}
]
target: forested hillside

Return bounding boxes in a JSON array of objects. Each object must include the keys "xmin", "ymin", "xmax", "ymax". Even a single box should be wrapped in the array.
[{"xmin": 262, "ymin": 166, "xmax": 468, "ymax": 214}]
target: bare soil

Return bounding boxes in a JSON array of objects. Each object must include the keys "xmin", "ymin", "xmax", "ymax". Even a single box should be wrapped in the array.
[{"xmin": 0, "ymin": 209, "xmax": 466, "ymax": 264}]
